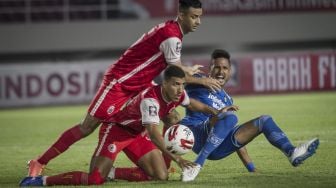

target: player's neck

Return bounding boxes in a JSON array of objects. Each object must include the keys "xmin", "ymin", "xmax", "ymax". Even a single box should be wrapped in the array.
[
  {"xmin": 176, "ymin": 19, "xmax": 187, "ymax": 35},
  {"xmin": 160, "ymin": 87, "xmax": 172, "ymax": 103}
]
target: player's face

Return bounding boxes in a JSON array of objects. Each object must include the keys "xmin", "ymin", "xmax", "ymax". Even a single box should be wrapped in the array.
[
  {"xmin": 209, "ymin": 58, "xmax": 231, "ymax": 86},
  {"xmin": 162, "ymin": 77, "xmax": 186, "ymax": 102},
  {"xmin": 178, "ymin": 7, "xmax": 202, "ymax": 34}
]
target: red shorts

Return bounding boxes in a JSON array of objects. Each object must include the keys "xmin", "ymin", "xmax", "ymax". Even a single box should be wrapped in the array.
[
  {"xmin": 93, "ymin": 124, "xmax": 157, "ymax": 164},
  {"xmin": 88, "ymin": 77, "xmax": 154, "ymax": 121},
  {"xmin": 88, "ymin": 79, "xmax": 135, "ymax": 121}
]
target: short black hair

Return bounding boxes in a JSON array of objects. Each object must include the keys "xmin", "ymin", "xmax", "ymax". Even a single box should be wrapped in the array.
[
  {"xmin": 164, "ymin": 65, "xmax": 186, "ymax": 81},
  {"xmin": 211, "ymin": 49, "xmax": 231, "ymax": 65},
  {"xmin": 211, "ymin": 49, "xmax": 230, "ymax": 60},
  {"xmin": 179, "ymin": 0, "xmax": 202, "ymax": 12}
]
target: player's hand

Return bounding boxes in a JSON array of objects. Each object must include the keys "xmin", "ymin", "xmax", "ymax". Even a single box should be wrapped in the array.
[
  {"xmin": 216, "ymin": 105, "xmax": 239, "ymax": 119},
  {"xmin": 220, "ymin": 105, "xmax": 239, "ymax": 112},
  {"xmin": 184, "ymin": 64, "xmax": 204, "ymax": 76},
  {"xmin": 201, "ymin": 77, "xmax": 222, "ymax": 92},
  {"xmin": 175, "ymin": 155, "xmax": 196, "ymax": 169}
]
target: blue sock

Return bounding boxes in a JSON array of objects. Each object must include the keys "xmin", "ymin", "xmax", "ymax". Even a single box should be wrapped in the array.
[
  {"xmin": 255, "ymin": 115, "xmax": 295, "ymax": 157},
  {"xmin": 195, "ymin": 112, "xmax": 238, "ymax": 166}
]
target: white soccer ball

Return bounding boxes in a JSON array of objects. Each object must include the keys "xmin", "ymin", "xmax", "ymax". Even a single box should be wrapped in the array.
[{"xmin": 164, "ymin": 124, "xmax": 194, "ymax": 155}]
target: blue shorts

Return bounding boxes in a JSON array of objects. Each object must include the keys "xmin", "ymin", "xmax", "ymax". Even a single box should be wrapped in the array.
[{"xmin": 185, "ymin": 120, "xmax": 243, "ymax": 160}]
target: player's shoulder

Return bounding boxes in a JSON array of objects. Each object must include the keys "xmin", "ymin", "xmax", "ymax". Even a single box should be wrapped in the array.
[{"xmin": 160, "ymin": 20, "xmax": 182, "ymax": 38}]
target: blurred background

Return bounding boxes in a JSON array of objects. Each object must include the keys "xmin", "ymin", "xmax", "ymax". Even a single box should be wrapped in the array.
[{"xmin": 1, "ymin": 0, "xmax": 336, "ymax": 108}]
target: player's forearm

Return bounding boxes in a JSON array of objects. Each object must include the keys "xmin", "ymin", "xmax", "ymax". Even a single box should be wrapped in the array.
[
  {"xmin": 173, "ymin": 63, "xmax": 205, "ymax": 85},
  {"xmin": 188, "ymin": 98, "xmax": 218, "ymax": 116},
  {"xmin": 145, "ymin": 124, "xmax": 180, "ymax": 163},
  {"xmin": 185, "ymin": 74, "xmax": 205, "ymax": 85}
]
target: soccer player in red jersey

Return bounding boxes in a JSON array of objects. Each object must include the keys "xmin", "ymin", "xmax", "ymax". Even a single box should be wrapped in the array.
[
  {"xmin": 26, "ymin": 0, "xmax": 222, "ymax": 178},
  {"xmin": 20, "ymin": 65, "xmax": 225, "ymax": 186}
]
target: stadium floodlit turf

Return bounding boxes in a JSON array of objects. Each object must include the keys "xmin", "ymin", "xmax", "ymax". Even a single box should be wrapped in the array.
[{"xmin": 1, "ymin": 92, "xmax": 335, "ymax": 187}]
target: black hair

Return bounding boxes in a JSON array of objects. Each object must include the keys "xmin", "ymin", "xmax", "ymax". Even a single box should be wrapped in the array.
[
  {"xmin": 164, "ymin": 65, "xmax": 186, "ymax": 81},
  {"xmin": 179, "ymin": 0, "xmax": 202, "ymax": 12},
  {"xmin": 211, "ymin": 49, "xmax": 231, "ymax": 66}
]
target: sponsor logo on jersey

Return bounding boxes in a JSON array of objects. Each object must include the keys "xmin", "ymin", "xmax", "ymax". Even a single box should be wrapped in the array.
[
  {"xmin": 176, "ymin": 41, "xmax": 182, "ymax": 55},
  {"xmin": 148, "ymin": 105, "xmax": 158, "ymax": 116},
  {"xmin": 108, "ymin": 144, "xmax": 117, "ymax": 153},
  {"xmin": 107, "ymin": 105, "xmax": 115, "ymax": 115}
]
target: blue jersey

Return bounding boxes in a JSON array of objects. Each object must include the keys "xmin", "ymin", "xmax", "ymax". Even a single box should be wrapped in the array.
[
  {"xmin": 180, "ymin": 76, "xmax": 241, "ymax": 160},
  {"xmin": 180, "ymin": 76, "xmax": 233, "ymax": 127}
]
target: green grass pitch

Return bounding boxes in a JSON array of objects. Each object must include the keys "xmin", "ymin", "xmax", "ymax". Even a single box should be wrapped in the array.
[{"xmin": 1, "ymin": 92, "xmax": 336, "ymax": 187}]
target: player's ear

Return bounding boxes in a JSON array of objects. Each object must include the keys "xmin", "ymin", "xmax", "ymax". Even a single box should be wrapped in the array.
[
  {"xmin": 162, "ymin": 80, "xmax": 168, "ymax": 88},
  {"xmin": 177, "ymin": 10, "xmax": 185, "ymax": 21}
]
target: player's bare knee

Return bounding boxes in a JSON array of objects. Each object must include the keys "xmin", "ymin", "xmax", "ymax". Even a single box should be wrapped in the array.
[
  {"xmin": 79, "ymin": 120, "xmax": 100, "ymax": 137},
  {"xmin": 153, "ymin": 170, "xmax": 168, "ymax": 181},
  {"xmin": 219, "ymin": 111, "xmax": 238, "ymax": 124}
]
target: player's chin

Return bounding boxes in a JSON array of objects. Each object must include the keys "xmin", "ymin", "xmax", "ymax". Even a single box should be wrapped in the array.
[
  {"xmin": 218, "ymin": 80, "xmax": 225, "ymax": 86},
  {"xmin": 173, "ymin": 96, "xmax": 181, "ymax": 102}
]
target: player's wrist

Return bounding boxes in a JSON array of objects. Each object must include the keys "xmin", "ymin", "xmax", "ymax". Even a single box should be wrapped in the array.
[{"xmin": 246, "ymin": 162, "xmax": 256, "ymax": 172}]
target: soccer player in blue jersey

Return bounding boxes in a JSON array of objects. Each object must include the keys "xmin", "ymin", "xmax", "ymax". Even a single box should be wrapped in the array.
[{"xmin": 180, "ymin": 49, "xmax": 320, "ymax": 182}]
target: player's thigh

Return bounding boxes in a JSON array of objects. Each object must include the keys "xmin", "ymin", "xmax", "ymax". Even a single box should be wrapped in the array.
[
  {"xmin": 124, "ymin": 134, "xmax": 168, "ymax": 180},
  {"xmin": 138, "ymin": 149, "xmax": 168, "ymax": 180},
  {"xmin": 88, "ymin": 81, "xmax": 136, "ymax": 121},
  {"xmin": 234, "ymin": 118, "xmax": 260, "ymax": 145},
  {"xmin": 79, "ymin": 114, "xmax": 101, "ymax": 136},
  {"xmin": 208, "ymin": 127, "xmax": 240, "ymax": 160},
  {"xmin": 91, "ymin": 124, "xmax": 135, "ymax": 176},
  {"xmin": 185, "ymin": 121, "xmax": 211, "ymax": 154}
]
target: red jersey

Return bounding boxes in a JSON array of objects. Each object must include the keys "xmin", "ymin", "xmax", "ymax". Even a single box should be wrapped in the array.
[
  {"xmin": 104, "ymin": 20, "xmax": 183, "ymax": 92},
  {"xmin": 107, "ymin": 85, "xmax": 190, "ymax": 135}
]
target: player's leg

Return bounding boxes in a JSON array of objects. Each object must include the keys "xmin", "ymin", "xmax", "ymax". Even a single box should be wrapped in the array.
[
  {"xmin": 27, "ymin": 81, "xmax": 133, "ymax": 177},
  {"xmin": 20, "ymin": 123, "xmax": 128, "ymax": 186},
  {"xmin": 234, "ymin": 115, "xmax": 319, "ymax": 166},
  {"xmin": 194, "ymin": 111, "xmax": 238, "ymax": 167},
  {"xmin": 28, "ymin": 113, "xmax": 100, "ymax": 177},
  {"xmin": 108, "ymin": 134, "xmax": 168, "ymax": 181},
  {"xmin": 235, "ymin": 115, "xmax": 295, "ymax": 156},
  {"xmin": 182, "ymin": 116, "xmax": 236, "ymax": 182}
]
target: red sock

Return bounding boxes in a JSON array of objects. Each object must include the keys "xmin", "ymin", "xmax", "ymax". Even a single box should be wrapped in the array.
[
  {"xmin": 38, "ymin": 125, "xmax": 83, "ymax": 165},
  {"xmin": 46, "ymin": 171, "xmax": 88, "ymax": 186},
  {"xmin": 115, "ymin": 167, "xmax": 150, "ymax": 182}
]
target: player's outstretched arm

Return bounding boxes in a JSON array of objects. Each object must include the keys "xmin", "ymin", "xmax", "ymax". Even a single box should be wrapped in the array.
[
  {"xmin": 186, "ymin": 98, "xmax": 218, "ymax": 116},
  {"xmin": 236, "ymin": 147, "xmax": 257, "ymax": 172},
  {"xmin": 145, "ymin": 124, "xmax": 195, "ymax": 169},
  {"xmin": 172, "ymin": 63, "xmax": 222, "ymax": 91}
]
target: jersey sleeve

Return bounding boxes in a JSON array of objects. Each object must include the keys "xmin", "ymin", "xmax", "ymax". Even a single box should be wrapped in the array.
[
  {"xmin": 140, "ymin": 98, "xmax": 160, "ymax": 126},
  {"xmin": 159, "ymin": 37, "xmax": 182, "ymax": 64}
]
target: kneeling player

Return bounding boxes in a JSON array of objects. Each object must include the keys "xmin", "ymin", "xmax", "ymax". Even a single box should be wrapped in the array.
[{"xmin": 19, "ymin": 65, "xmax": 226, "ymax": 186}]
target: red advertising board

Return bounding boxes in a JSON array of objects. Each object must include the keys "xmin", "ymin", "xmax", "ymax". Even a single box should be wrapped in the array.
[
  {"xmin": 0, "ymin": 50, "xmax": 335, "ymax": 108},
  {"xmin": 187, "ymin": 51, "xmax": 336, "ymax": 94}
]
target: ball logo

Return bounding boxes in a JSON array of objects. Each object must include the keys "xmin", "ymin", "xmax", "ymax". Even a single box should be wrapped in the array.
[
  {"xmin": 107, "ymin": 105, "xmax": 115, "ymax": 115},
  {"xmin": 108, "ymin": 144, "xmax": 117, "ymax": 153},
  {"xmin": 164, "ymin": 124, "xmax": 195, "ymax": 155},
  {"xmin": 180, "ymin": 128, "xmax": 194, "ymax": 150},
  {"xmin": 167, "ymin": 125, "xmax": 179, "ymax": 141}
]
